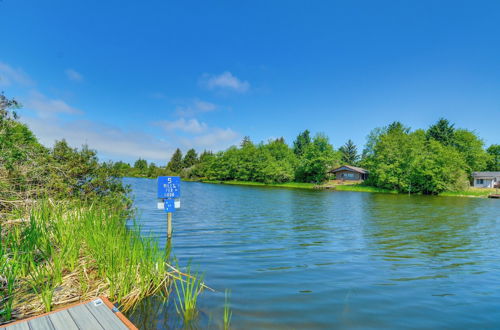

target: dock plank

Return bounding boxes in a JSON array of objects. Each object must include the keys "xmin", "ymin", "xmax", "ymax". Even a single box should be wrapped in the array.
[
  {"xmin": 85, "ymin": 300, "xmax": 128, "ymax": 330},
  {"xmin": 3, "ymin": 323, "xmax": 30, "ymax": 330},
  {"xmin": 67, "ymin": 304, "xmax": 104, "ymax": 330},
  {"xmin": 28, "ymin": 316, "xmax": 54, "ymax": 330},
  {"xmin": 48, "ymin": 310, "xmax": 78, "ymax": 330}
]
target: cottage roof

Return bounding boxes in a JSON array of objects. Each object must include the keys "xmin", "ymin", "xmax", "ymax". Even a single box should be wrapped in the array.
[
  {"xmin": 472, "ymin": 171, "xmax": 500, "ymax": 178},
  {"xmin": 329, "ymin": 165, "xmax": 368, "ymax": 174}
]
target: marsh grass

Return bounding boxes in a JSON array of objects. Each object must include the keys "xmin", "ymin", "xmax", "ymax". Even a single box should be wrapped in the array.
[
  {"xmin": 173, "ymin": 265, "xmax": 204, "ymax": 324},
  {"xmin": 223, "ymin": 289, "xmax": 232, "ymax": 330},
  {"xmin": 0, "ymin": 199, "xmax": 185, "ymax": 324}
]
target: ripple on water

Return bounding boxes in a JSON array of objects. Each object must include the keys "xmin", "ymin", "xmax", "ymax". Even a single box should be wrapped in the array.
[{"xmin": 125, "ymin": 178, "xmax": 500, "ymax": 329}]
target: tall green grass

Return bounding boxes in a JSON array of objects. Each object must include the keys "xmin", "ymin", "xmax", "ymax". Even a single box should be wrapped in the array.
[
  {"xmin": 223, "ymin": 289, "xmax": 232, "ymax": 330},
  {"xmin": 0, "ymin": 199, "xmax": 173, "ymax": 323},
  {"xmin": 173, "ymin": 266, "xmax": 204, "ymax": 323}
]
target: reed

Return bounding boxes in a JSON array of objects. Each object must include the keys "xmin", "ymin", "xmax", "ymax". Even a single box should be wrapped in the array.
[
  {"xmin": 223, "ymin": 289, "xmax": 232, "ymax": 330},
  {"xmin": 0, "ymin": 199, "xmax": 183, "ymax": 324},
  {"xmin": 173, "ymin": 265, "xmax": 204, "ymax": 324}
]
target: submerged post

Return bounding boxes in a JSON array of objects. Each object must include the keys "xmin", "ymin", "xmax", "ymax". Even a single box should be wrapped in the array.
[
  {"xmin": 157, "ymin": 176, "xmax": 181, "ymax": 240},
  {"xmin": 167, "ymin": 212, "xmax": 173, "ymax": 239}
]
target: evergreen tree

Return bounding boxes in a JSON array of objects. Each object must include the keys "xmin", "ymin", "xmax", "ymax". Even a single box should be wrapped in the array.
[
  {"xmin": 167, "ymin": 148, "xmax": 183, "ymax": 173},
  {"xmin": 426, "ymin": 118, "xmax": 455, "ymax": 145},
  {"xmin": 183, "ymin": 148, "xmax": 198, "ymax": 168},
  {"xmin": 134, "ymin": 158, "xmax": 148, "ymax": 171},
  {"xmin": 339, "ymin": 139, "xmax": 359, "ymax": 165},
  {"xmin": 240, "ymin": 136, "xmax": 253, "ymax": 147},
  {"xmin": 293, "ymin": 130, "xmax": 311, "ymax": 156}
]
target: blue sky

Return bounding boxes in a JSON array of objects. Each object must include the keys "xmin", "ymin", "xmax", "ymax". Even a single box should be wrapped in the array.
[{"xmin": 1, "ymin": 0, "xmax": 499, "ymax": 164}]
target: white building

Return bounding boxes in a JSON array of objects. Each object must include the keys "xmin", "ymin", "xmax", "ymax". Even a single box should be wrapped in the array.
[{"xmin": 472, "ymin": 172, "xmax": 500, "ymax": 188}]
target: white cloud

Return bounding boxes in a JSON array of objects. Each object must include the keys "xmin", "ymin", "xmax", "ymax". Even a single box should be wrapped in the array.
[
  {"xmin": 190, "ymin": 128, "xmax": 239, "ymax": 148},
  {"xmin": 175, "ymin": 99, "xmax": 217, "ymax": 116},
  {"xmin": 1, "ymin": 61, "xmax": 240, "ymax": 162},
  {"xmin": 156, "ymin": 118, "xmax": 240, "ymax": 151},
  {"xmin": 65, "ymin": 69, "xmax": 83, "ymax": 82},
  {"xmin": 0, "ymin": 62, "xmax": 34, "ymax": 86},
  {"xmin": 155, "ymin": 118, "xmax": 208, "ymax": 134},
  {"xmin": 22, "ymin": 117, "xmax": 173, "ymax": 162},
  {"xmin": 24, "ymin": 90, "xmax": 82, "ymax": 117},
  {"xmin": 200, "ymin": 72, "xmax": 250, "ymax": 93}
]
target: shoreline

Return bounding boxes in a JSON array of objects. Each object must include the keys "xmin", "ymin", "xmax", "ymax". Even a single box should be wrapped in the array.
[{"xmin": 188, "ymin": 179, "xmax": 495, "ymax": 198}]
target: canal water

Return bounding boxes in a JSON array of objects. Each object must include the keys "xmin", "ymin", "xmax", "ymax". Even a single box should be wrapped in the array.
[{"xmin": 124, "ymin": 178, "xmax": 500, "ymax": 329}]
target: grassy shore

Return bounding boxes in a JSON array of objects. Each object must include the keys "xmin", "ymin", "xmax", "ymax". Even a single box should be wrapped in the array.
[
  {"xmin": 0, "ymin": 199, "xmax": 184, "ymax": 324},
  {"xmin": 198, "ymin": 179, "xmax": 495, "ymax": 197},
  {"xmin": 200, "ymin": 180, "xmax": 316, "ymax": 189},
  {"xmin": 332, "ymin": 184, "xmax": 398, "ymax": 194},
  {"xmin": 439, "ymin": 188, "xmax": 497, "ymax": 197}
]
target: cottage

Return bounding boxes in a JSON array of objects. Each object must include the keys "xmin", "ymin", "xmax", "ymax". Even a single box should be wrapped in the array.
[
  {"xmin": 472, "ymin": 172, "xmax": 500, "ymax": 188},
  {"xmin": 329, "ymin": 165, "xmax": 368, "ymax": 181}
]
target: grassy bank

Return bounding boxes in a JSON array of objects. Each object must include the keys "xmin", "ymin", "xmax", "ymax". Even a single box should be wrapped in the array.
[
  {"xmin": 198, "ymin": 179, "xmax": 494, "ymax": 198},
  {"xmin": 439, "ymin": 188, "xmax": 497, "ymax": 198},
  {"xmin": 332, "ymin": 184, "xmax": 398, "ymax": 194},
  {"xmin": 200, "ymin": 180, "xmax": 316, "ymax": 189},
  {"xmin": 0, "ymin": 199, "xmax": 183, "ymax": 324}
]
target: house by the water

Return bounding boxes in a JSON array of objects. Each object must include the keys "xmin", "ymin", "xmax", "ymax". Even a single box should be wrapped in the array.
[
  {"xmin": 329, "ymin": 165, "xmax": 368, "ymax": 181},
  {"xmin": 472, "ymin": 172, "xmax": 500, "ymax": 188}
]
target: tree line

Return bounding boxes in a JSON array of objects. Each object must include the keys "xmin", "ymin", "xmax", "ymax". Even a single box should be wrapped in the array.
[
  {"xmin": 126, "ymin": 118, "xmax": 498, "ymax": 195},
  {"xmin": 0, "ymin": 93, "xmax": 127, "ymax": 212}
]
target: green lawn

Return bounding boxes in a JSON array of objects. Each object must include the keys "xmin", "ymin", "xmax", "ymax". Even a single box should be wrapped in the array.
[
  {"xmin": 332, "ymin": 184, "xmax": 398, "ymax": 194},
  {"xmin": 440, "ymin": 188, "xmax": 497, "ymax": 197},
  {"xmin": 199, "ymin": 180, "xmax": 496, "ymax": 198},
  {"xmin": 200, "ymin": 180, "xmax": 316, "ymax": 189}
]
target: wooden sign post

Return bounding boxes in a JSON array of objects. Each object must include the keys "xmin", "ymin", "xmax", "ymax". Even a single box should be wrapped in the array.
[
  {"xmin": 167, "ymin": 212, "xmax": 173, "ymax": 238},
  {"xmin": 157, "ymin": 176, "xmax": 181, "ymax": 239}
]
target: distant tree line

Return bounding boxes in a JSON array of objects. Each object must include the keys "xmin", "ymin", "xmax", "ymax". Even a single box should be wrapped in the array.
[
  {"xmin": 117, "ymin": 118, "xmax": 498, "ymax": 195},
  {"xmin": 134, "ymin": 119, "xmax": 494, "ymax": 194}
]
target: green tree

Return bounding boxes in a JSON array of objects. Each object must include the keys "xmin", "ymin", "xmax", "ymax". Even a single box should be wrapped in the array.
[
  {"xmin": 240, "ymin": 136, "xmax": 253, "ymax": 148},
  {"xmin": 167, "ymin": 148, "xmax": 183, "ymax": 173},
  {"xmin": 147, "ymin": 162, "xmax": 159, "ymax": 177},
  {"xmin": 364, "ymin": 123, "xmax": 469, "ymax": 194},
  {"xmin": 486, "ymin": 144, "xmax": 500, "ymax": 171},
  {"xmin": 293, "ymin": 130, "xmax": 311, "ymax": 156},
  {"xmin": 339, "ymin": 139, "xmax": 359, "ymax": 165},
  {"xmin": 452, "ymin": 129, "xmax": 488, "ymax": 173},
  {"xmin": 426, "ymin": 118, "xmax": 455, "ymax": 145},
  {"xmin": 134, "ymin": 158, "xmax": 148, "ymax": 173},
  {"xmin": 295, "ymin": 133, "xmax": 340, "ymax": 183},
  {"xmin": 183, "ymin": 148, "xmax": 198, "ymax": 168}
]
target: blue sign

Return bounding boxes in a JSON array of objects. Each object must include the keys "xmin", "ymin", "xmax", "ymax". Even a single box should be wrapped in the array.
[
  {"xmin": 163, "ymin": 199, "xmax": 175, "ymax": 212},
  {"xmin": 157, "ymin": 176, "xmax": 181, "ymax": 198}
]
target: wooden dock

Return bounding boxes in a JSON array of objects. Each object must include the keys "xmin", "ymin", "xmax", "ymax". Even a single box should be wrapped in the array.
[
  {"xmin": 489, "ymin": 194, "xmax": 500, "ymax": 199},
  {"xmin": 0, "ymin": 297, "xmax": 137, "ymax": 330}
]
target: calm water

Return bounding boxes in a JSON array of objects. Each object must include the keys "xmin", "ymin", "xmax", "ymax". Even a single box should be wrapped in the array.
[{"xmin": 124, "ymin": 178, "xmax": 500, "ymax": 329}]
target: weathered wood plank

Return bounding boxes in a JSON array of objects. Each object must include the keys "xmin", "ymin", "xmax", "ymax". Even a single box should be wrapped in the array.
[
  {"xmin": 28, "ymin": 316, "xmax": 54, "ymax": 330},
  {"xmin": 4, "ymin": 322, "xmax": 30, "ymax": 330},
  {"xmin": 85, "ymin": 300, "xmax": 128, "ymax": 330},
  {"xmin": 48, "ymin": 309, "xmax": 79, "ymax": 330},
  {"xmin": 67, "ymin": 304, "xmax": 104, "ymax": 330}
]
